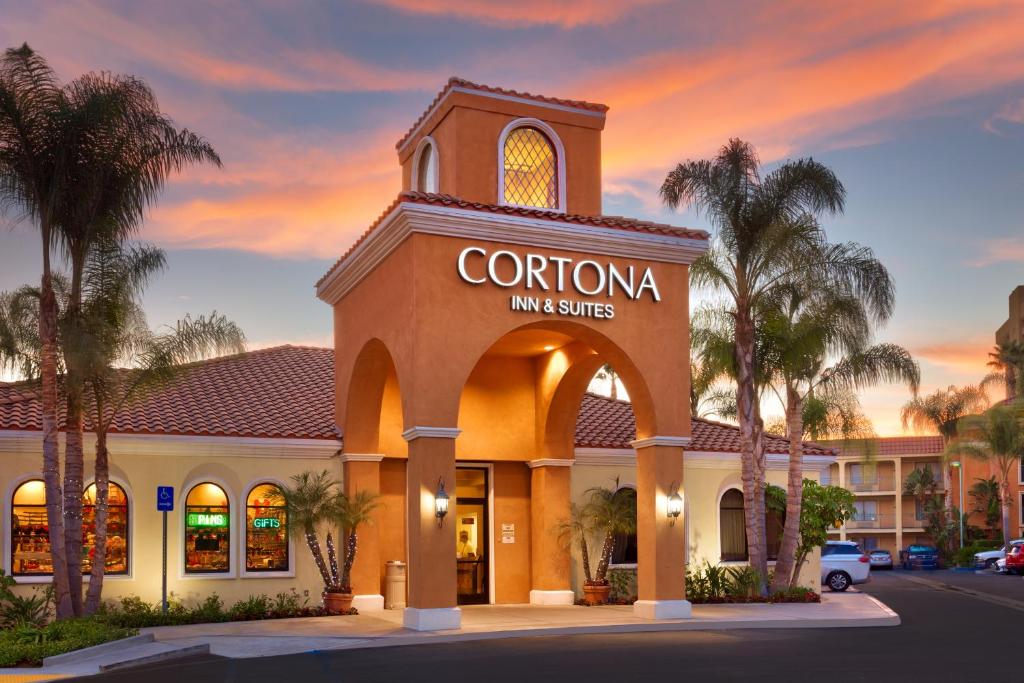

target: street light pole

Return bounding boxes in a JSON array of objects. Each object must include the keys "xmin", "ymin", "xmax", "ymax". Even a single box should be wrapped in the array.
[{"xmin": 951, "ymin": 462, "xmax": 964, "ymax": 549}]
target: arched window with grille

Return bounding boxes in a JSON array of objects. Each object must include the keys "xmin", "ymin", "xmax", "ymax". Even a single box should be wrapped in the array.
[{"xmin": 500, "ymin": 121, "xmax": 562, "ymax": 210}]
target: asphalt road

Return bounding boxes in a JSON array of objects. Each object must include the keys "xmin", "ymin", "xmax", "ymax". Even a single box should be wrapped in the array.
[{"xmin": 75, "ymin": 571, "xmax": 1020, "ymax": 683}]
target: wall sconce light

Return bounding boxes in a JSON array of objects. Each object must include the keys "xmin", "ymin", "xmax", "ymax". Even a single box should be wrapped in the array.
[
  {"xmin": 434, "ymin": 477, "xmax": 449, "ymax": 528},
  {"xmin": 667, "ymin": 483, "xmax": 683, "ymax": 526}
]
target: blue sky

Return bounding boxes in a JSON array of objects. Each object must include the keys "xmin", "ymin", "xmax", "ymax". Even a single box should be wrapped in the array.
[{"xmin": 1, "ymin": 0, "xmax": 1023, "ymax": 434}]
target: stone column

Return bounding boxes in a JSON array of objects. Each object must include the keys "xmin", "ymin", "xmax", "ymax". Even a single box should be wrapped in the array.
[
  {"xmin": 341, "ymin": 454, "xmax": 384, "ymax": 612},
  {"xmin": 631, "ymin": 436, "xmax": 691, "ymax": 619},
  {"xmin": 527, "ymin": 459, "xmax": 574, "ymax": 605},
  {"xmin": 402, "ymin": 427, "xmax": 460, "ymax": 631}
]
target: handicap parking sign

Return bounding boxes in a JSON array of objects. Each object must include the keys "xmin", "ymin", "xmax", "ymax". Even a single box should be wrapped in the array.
[{"xmin": 157, "ymin": 486, "xmax": 174, "ymax": 512}]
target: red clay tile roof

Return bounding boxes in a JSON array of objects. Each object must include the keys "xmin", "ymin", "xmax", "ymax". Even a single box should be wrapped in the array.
[
  {"xmin": 575, "ymin": 393, "xmax": 837, "ymax": 455},
  {"xmin": 827, "ymin": 436, "xmax": 945, "ymax": 456},
  {"xmin": 0, "ymin": 346, "xmax": 339, "ymax": 441},
  {"xmin": 397, "ymin": 77, "xmax": 609, "ymax": 151},
  {"xmin": 315, "ymin": 191, "xmax": 709, "ymax": 289},
  {"xmin": 1, "ymin": 347, "xmax": 830, "ymax": 457}
]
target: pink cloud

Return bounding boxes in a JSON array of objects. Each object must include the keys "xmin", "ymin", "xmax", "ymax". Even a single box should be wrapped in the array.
[
  {"xmin": 372, "ymin": 0, "xmax": 665, "ymax": 27},
  {"xmin": 969, "ymin": 238, "xmax": 1024, "ymax": 266},
  {"xmin": 984, "ymin": 97, "xmax": 1024, "ymax": 134}
]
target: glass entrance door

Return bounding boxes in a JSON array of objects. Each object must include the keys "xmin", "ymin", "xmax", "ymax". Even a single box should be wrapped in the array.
[{"xmin": 455, "ymin": 467, "xmax": 489, "ymax": 605}]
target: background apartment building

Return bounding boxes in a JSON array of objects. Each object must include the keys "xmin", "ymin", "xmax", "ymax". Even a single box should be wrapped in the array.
[{"xmin": 996, "ymin": 285, "xmax": 1023, "ymax": 401}]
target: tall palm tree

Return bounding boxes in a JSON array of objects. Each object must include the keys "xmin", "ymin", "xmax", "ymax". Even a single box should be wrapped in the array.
[
  {"xmin": 279, "ymin": 471, "xmax": 340, "ymax": 593},
  {"xmin": 662, "ymin": 139, "xmax": 891, "ymax": 588},
  {"xmin": 901, "ymin": 384, "xmax": 989, "ymax": 511},
  {"xmin": 946, "ymin": 403, "xmax": 1024, "ymax": 546},
  {"xmin": 759, "ymin": 285, "xmax": 918, "ymax": 591},
  {"xmin": 988, "ymin": 341, "xmax": 1024, "ymax": 401},
  {"xmin": 0, "ymin": 44, "xmax": 74, "ymax": 617},
  {"xmin": 333, "ymin": 491, "xmax": 381, "ymax": 592},
  {"xmin": 968, "ymin": 476, "xmax": 1001, "ymax": 538},
  {"xmin": 690, "ymin": 332, "xmax": 735, "ymax": 419}
]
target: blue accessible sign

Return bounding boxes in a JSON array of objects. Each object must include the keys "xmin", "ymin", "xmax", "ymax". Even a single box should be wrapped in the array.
[{"xmin": 157, "ymin": 486, "xmax": 174, "ymax": 512}]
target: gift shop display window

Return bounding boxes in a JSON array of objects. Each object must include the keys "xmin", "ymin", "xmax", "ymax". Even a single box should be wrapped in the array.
[{"xmin": 184, "ymin": 482, "xmax": 230, "ymax": 574}]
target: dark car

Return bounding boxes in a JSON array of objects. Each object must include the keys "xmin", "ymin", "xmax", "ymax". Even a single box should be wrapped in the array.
[{"xmin": 901, "ymin": 544, "xmax": 940, "ymax": 570}]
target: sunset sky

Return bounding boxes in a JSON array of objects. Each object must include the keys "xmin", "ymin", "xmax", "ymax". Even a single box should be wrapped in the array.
[{"xmin": 1, "ymin": 1, "xmax": 1023, "ymax": 435}]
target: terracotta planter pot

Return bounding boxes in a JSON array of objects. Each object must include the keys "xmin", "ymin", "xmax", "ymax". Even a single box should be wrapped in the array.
[
  {"xmin": 324, "ymin": 591, "xmax": 353, "ymax": 615},
  {"xmin": 582, "ymin": 583, "xmax": 611, "ymax": 606}
]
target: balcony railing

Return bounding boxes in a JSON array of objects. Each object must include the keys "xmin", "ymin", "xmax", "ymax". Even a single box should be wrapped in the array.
[
  {"xmin": 846, "ymin": 513, "xmax": 896, "ymax": 529},
  {"xmin": 847, "ymin": 476, "xmax": 896, "ymax": 492}
]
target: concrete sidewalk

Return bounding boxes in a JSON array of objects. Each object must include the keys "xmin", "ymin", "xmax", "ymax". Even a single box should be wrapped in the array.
[{"xmin": 0, "ymin": 592, "xmax": 897, "ymax": 681}]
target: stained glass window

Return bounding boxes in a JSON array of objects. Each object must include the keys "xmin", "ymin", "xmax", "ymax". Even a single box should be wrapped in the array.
[{"xmin": 503, "ymin": 127, "xmax": 558, "ymax": 209}]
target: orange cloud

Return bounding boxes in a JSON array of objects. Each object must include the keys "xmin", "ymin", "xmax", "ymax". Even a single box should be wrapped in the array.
[
  {"xmin": 911, "ymin": 340, "xmax": 993, "ymax": 376},
  {"xmin": 373, "ymin": 0, "xmax": 665, "ymax": 27}
]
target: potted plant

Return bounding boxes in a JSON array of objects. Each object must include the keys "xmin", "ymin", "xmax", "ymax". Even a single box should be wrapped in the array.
[
  {"xmin": 559, "ymin": 487, "xmax": 636, "ymax": 605},
  {"xmin": 328, "ymin": 490, "xmax": 381, "ymax": 613}
]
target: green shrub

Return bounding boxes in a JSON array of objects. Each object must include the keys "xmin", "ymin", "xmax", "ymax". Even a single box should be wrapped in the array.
[
  {"xmin": 229, "ymin": 595, "xmax": 271, "ymax": 621},
  {"xmin": 685, "ymin": 562, "xmax": 816, "ymax": 604},
  {"xmin": 0, "ymin": 618, "xmax": 135, "ymax": 667},
  {"xmin": 607, "ymin": 568, "xmax": 636, "ymax": 603},
  {"xmin": 97, "ymin": 590, "xmax": 325, "ymax": 628},
  {"xmin": 0, "ymin": 571, "xmax": 52, "ymax": 628}
]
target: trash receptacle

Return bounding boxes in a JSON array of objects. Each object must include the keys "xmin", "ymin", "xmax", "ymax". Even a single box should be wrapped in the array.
[{"xmin": 385, "ymin": 560, "xmax": 407, "ymax": 610}]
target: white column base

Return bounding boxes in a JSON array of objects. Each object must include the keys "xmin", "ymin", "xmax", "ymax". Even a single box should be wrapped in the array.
[
  {"xmin": 351, "ymin": 594, "xmax": 384, "ymax": 612},
  {"xmin": 402, "ymin": 607, "xmax": 462, "ymax": 631},
  {"xmin": 529, "ymin": 589, "xmax": 575, "ymax": 606},
  {"xmin": 633, "ymin": 599, "xmax": 692, "ymax": 620}
]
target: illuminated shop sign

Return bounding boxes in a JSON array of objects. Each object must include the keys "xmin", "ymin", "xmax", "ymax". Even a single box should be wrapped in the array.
[
  {"xmin": 252, "ymin": 517, "xmax": 281, "ymax": 529},
  {"xmin": 187, "ymin": 512, "xmax": 227, "ymax": 527},
  {"xmin": 456, "ymin": 247, "xmax": 660, "ymax": 320}
]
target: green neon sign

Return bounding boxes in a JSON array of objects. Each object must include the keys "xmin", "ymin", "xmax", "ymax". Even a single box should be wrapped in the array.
[
  {"xmin": 187, "ymin": 512, "xmax": 227, "ymax": 527},
  {"xmin": 252, "ymin": 517, "xmax": 281, "ymax": 529}
]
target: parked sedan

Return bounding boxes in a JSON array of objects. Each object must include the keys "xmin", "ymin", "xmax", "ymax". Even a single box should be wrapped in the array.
[
  {"xmin": 1005, "ymin": 544, "xmax": 1024, "ymax": 575},
  {"xmin": 974, "ymin": 540, "xmax": 1024, "ymax": 569},
  {"xmin": 821, "ymin": 541, "xmax": 871, "ymax": 591},
  {"xmin": 868, "ymin": 549, "xmax": 893, "ymax": 569},
  {"xmin": 901, "ymin": 544, "xmax": 940, "ymax": 570}
]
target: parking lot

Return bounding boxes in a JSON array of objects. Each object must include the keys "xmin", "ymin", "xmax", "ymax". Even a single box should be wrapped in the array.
[{"xmin": 880, "ymin": 564, "xmax": 1024, "ymax": 605}]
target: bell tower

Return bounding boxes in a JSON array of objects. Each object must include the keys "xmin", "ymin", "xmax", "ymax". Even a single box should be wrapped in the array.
[{"xmin": 395, "ymin": 78, "xmax": 608, "ymax": 216}]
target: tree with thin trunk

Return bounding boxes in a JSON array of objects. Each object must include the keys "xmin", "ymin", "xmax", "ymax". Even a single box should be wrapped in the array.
[
  {"xmin": 987, "ymin": 341, "xmax": 1024, "ymax": 401},
  {"xmin": 279, "ymin": 471, "xmax": 342, "ymax": 596},
  {"xmin": 759, "ymin": 283, "xmax": 918, "ymax": 591},
  {"xmin": 968, "ymin": 476, "xmax": 1001, "ymax": 539},
  {"xmin": 901, "ymin": 385, "xmax": 989, "ymax": 513},
  {"xmin": 662, "ymin": 139, "xmax": 896, "ymax": 591},
  {"xmin": 946, "ymin": 403, "xmax": 1024, "ymax": 546},
  {"xmin": 333, "ymin": 491, "xmax": 381, "ymax": 592},
  {"xmin": 595, "ymin": 364, "xmax": 619, "ymax": 400},
  {"xmin": 584, "ymin": 487, "xmax": 636, "ymax": 585},
  {"xmin": 0, "ymin": 43, "xmax": 74, "ymax": 617}
]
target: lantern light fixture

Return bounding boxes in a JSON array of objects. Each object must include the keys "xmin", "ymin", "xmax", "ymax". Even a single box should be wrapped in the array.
[
  {"xmin": 435, "ymin": 477, "xmax": 450, "ymax": 527},
  {"xmin": 667, "ymin": 483, "xmax": 683, "ymax": 525}
]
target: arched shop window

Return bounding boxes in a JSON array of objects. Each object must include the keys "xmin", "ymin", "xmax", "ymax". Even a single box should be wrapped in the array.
[
  {"xmin": 245, "ymin": 483, "xmax": 289, "ymax": 572},
  {"xmin": 610, "ymin": 487, "xmax": 638, "ymax": 565},
  {"xmin": 184, "ymin": 482, "xmax": 230, "ymax": 574},
  {"xmin": 720, "ymin": 489, "xmax": 748, "ymax": 562},
  {"xmin": 502, "ymin": 126, "xmax": 558, "ymax": 209},
  {"xmin": 83, "ymin": 482, "xmax": 129, "ymax": 575},
  {"xmin": 11, "ymin": 479, "xmax": 51, "ymax": 576},
  {"xmin": 11, "ymin": 479, "xmax": 131, "ymax": 576}
]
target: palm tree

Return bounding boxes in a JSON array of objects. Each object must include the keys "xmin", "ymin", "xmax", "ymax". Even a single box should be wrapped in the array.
[
  {"xmin": 759, "ymin": 284, "xmax": 918, "ymax": 591},
  {"xmin": 333, "ymin": 491, "xmax": 381, "ymax": 592},
  {"xmin": 279, "ymin": 471, "xmax": 340, "ymax": 593},
  {"xmin": 595, "ymin": 364, "xmax": 619, "ymax": 400},
  {"xmin": 946, "ymin": 404, "xmax": 1024, "ymax": 546},
  {"xmin": 0, "ymin": 44, "xmax": 75, "ymax": 617},
  {"xmin": 557, "ymin": 503, "xmax": 595, "ymax": 585},
  {"xmin": 988, "ymin": 341, "xmax": 1024, "ymax": 401},
  {"xmin": 662, "ymin": 139, "xmax": 893, "ymax": 589},
  {"xmin": 690, "ymin": 331, "xmax": 735, "ymax": 419},
  {"xmin": 901, "ymin": 384, "xmax": 989, "ymax": 511},
  {"xmin": 585, "ymin": 487, "xmax": 637, "ymax": 584},
  {"xmin": 968, "ymin": 476, "xmax": 1001, "ymax": 538},
  {"xmin": 903, "ymin": 465, "xmax": 942, "ymax": 533}
]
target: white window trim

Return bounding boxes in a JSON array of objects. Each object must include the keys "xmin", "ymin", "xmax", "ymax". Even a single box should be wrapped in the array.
[
  {"xmin": 180, "ymin": 477, "xmax": 237, "ymax": 580},
  {"xmin": 239, "ymin": 477, "xmax": 296, "ymax": 579},
  {"xmin": 497, "ymin": 118, "xmax": 567, "ymax": 214},
  {"xmin": 411, "ymin": 135, "xmax": 439, "ymax": 194}
]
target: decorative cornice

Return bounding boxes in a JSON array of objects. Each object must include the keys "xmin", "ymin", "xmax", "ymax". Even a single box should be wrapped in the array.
[
  {"xmin": 630, "ymin": 436, "xmax": 692, "ymax": 450},
  {"xmin": 316, "ymin": 203, "xmax": 708, "ymax": 304},
  {"xmin": 526, "ymin": 458, "xmax": 574, "ymax": 468},
  {"xmin": 339, "ymin": 453, "xmax": 385, "ymax": 463},
  {"xmin": 401, "ymin": 426, "xmax": 462, "ymax": 442}
]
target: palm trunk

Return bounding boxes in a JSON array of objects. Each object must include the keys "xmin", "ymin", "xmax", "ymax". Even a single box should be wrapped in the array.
[
  {"xmin": 791, "ymin": 547, "xmax": 810, "ymax": 588},
  {"xmin": 304, "ymin": 528, "xmax": 333, "ymax": 589},
  {"xmin": 325, "ymin": 531, "xmax": 340, "ymax": 588},
  {"xmin": 595, "ymin": 531, "xmax": 614, "ymax": 583},
  {"xmin": 1000, "ymin": 478, "xmax": 1012, "ymax": 547},
  {"xmin": 63, "ymin": 385, "xmax": 85, "ymax": 616},
  {"xmin": 84, "ymin": 423, "xmax": 110, "ymax": 614},
  {"xmin": 772, "ymin": 390, "xmax": 804, "ymax": 592},
  {"xmin": 579, "ymin": 536, "xmax": 593, "ymax": 584},
  {"xmin": 39, "ymin": 266, "xmax": 73, "ymax": 619},
  {"xmin": 340, "ymin": 529, "xmax": 357, "ymax": 590},
  {"xmin": 735, "ymin": 310, "xmax": 768, "ymax": 594}
]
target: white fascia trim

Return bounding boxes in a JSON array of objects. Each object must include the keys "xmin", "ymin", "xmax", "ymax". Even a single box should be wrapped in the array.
[
  {"xmin": 0, "ymin": 430, "xmax": 340, "ymax": 459},
  {"xmin": 339, "ymin": 453, "xmax": 386, "ymax": 463},
  {"xmin": 572, "ymin": 447, "xmax": 835, "ymax": 472},
  {"xmin": 396, "ymin": 86, "xmax": 605, "ymax": 156},
  {"xmin": 630, "ymin": 436, "xmax": 692, "ymax": 449},
  {"xmin": 526, "ymin": 458, "xmax": 574, "ymax": 468},
  {"xmin": 402, "ymin": 426, "xmax": 462, "ymax": 442},
  {"xmin": 315, "ymin": 203, "xmax": 708, "ymax": 304}
]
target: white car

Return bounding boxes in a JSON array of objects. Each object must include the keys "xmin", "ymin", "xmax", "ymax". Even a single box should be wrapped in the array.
[
  {"xmin": 996, "ymin": 557, "xmax": 1008, "ymax": 574},
  {"xmin": 821, "ymin": 541, "xmax": 872, "ymax": 591},
  {"xmin": 973, "ymin": 540, "xmax": 1024, "ymax": 570}
]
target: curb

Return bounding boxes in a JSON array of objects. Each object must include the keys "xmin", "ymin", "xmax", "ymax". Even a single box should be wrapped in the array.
[
  {"xmin": 41, "ymin": 633, "xmax": 154, "ymax": 666},
  {"xmin": 98, "ymin": 643, "xmax": 211, "ymax": 672}
]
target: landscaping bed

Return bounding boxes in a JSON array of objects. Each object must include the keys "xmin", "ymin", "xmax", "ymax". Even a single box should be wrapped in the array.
[{"xmin": 0, "ymin": 618, "xmax": 136, "ymax": 667}]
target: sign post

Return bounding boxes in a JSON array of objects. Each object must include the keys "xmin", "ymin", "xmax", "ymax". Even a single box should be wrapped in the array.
[{"xmin": 156, "ymin": 486, "xmax": 174, "ymax": 613}]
